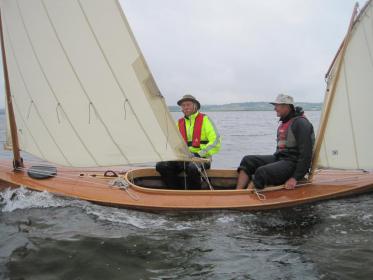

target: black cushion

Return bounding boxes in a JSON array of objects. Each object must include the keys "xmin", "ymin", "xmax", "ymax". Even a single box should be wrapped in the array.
[{"xmin": 27, "ymin": 165, "xmax": 57, "ymax": 179}]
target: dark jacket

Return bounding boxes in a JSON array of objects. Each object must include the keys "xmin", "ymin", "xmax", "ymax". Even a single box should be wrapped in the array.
[{"xmin": 274, "ymin": 108, "xmax": 315, "ymax": 180}]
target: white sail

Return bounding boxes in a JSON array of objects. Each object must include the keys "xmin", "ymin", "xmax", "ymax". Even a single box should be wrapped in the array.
[
  {"xmin": 0, "ymin": 0, "xmax": 190, "ymax": 167},
  {"xmin": 317, "ymin": 1, "xmax": 373, "ymax": 169}
]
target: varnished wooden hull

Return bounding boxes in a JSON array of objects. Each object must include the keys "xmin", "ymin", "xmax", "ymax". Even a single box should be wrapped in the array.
[{"xmin": 0, "ymin": 159, "xmax": 373, "ymax": 211}]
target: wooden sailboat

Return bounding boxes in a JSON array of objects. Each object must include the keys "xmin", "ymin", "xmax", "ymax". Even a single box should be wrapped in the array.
[{"xmin": 1, "ymin": 0, "xmax": 373, "ymax": 211}]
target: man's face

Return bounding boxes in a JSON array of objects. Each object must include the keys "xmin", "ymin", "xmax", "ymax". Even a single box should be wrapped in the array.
[
  {"xmin": 180, "ymin": 101, "xmax": 197, "ymax": 117},
  {"xmin": 274, "ymin": 104, "xmax": 291, "ymax": 118}
]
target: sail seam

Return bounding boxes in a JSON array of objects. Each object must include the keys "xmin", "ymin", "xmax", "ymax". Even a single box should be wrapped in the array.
[
  {"xmin": 14, "ymin": 0, "xmax": 102, "ymax": 166},
  {"xmin": 4, "ymin": 27, "xmax": 71, "ymax": 165},
  {"xmin": 342, "ymin": 61, "xmax": 360, "ymax": 169},
  {"xmin": 76, "ymin": 0, "xmax": 164, "ymax": 161},
  {"xmin": 39, "ymin": 0, "xmax": 130, "ymax": 165},
  {"xmin": 116, "ymin": 0, "xmax": 190, "ymax": 161},
  {"xmin": 3, "ymin": 3, "xmax": 73, "ymax": 166},
  {"xmin": 362, "ymin": 13, "xmax": 373, "ymax": 70},
  {"xmin": 115, "ymin": 0, "xmax": 179, "ymax": 161}
]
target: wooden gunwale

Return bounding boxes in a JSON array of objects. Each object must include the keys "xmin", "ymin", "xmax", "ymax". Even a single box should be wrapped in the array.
[{"xmin": 1, "ymin": 159, "xmax": 373, "ymax": 211}]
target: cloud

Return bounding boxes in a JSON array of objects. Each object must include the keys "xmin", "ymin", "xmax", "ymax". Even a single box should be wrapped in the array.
[
  {"xmin": 120, "ymin": 0, "xmax": 362, "ymax": 105},
  {"xmin": 0, "ymin": 0, "xmax": 363, "ymax": 109}
]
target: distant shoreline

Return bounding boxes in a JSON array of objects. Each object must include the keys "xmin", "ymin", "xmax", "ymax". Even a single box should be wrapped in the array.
[
  {"xmin": 168, "ymin": 102, "xmax": 322, "ymax": 112},
  {"xmin": 0, "ymin": 102, "xmax": 323, "ymax": 114}
]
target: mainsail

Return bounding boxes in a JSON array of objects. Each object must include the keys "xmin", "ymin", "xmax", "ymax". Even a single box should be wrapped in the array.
[
  {"xmin": 0, "ymin": 0, "xmax": 190, "ymax": 167},
  {"xmin": 316, "ymin": 1, "xmax": 373, "ymax": 170}
]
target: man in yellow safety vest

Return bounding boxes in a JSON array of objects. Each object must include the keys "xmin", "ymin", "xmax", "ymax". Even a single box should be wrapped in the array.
[{"xmin": 156, "ymin": 95, "xmax": 221, "ymax": 189}]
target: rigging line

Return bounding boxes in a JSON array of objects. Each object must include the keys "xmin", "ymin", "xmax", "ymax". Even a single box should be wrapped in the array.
[
  {"xmin": 41, "ymin": 0, "xmax": 130, "ymax": 165},
  {"xmin": 200, "ymin": 161, "xmax": 214, "ymax": 190},
  {"xmin": 3, "ymin": 13, "xmax": 72, "ymax": 166},
  {"xmin": 342, "ymin": 61, "xmax": 360, "ymax": 168},
  {"xmin": 76, "ymin": 0, "xmax": 163, "ymax": 161},
  {"xmin": 190, "ymin": 160, "xmax": 214, "ymax": 190},
  {"xmin": 14, "ymin": 0, "xmax": 100, "ymax": 166}
]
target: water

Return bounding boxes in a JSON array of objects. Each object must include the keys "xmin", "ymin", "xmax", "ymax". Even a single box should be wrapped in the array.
[{"xmin": 1, "ymin": 111, "xmax": 373, "ymax": 280}]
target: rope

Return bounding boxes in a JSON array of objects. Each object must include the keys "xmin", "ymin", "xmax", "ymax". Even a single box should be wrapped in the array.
[
  {"xmin": 200, "ymin": 161, "xmax": 214, "ymax": 190},
  {"xmin": 249, "ymin": 174, "xmax": 364, "ymax": 201},
  {"xmin": 253, "ymin": 189, "xmax": 266, "ymax": 200},
  {"xmin": 191, "ymin": 160, "xmax": 214, "ymax": 190},
  {"xmin": 109, "ymin": 178, "xmax": 139, "ymax": 201}
]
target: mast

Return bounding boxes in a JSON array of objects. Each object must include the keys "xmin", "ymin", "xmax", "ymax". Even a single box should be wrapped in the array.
[
  {"xmin": 0, "ymin": 9, "xmax": 24, "ymax": 170},
  {"xmin": 309, "ymin": 3, "xmax": 359, "ymax": 179}
]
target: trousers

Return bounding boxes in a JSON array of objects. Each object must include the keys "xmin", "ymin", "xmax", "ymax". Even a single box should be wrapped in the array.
[
  {"xmin": 156, "ymin": 161, "xmax": 211, "ymax": 190},
  {"xmin": 238, "ymin": 155, "xmax": 296, "ymax": 189}
]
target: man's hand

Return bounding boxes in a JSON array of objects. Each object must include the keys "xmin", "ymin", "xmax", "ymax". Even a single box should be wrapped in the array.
[{"xmin": 285, "ymin": 177, "xmax": 297, "ymax": 190}]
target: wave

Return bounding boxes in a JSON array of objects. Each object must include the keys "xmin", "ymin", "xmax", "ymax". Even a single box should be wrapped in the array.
[{"xmin": 0, "ymin": 187, "xmax": 76, "ymax": 212}]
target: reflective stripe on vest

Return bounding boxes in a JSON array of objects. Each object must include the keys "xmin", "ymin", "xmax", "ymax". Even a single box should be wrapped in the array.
[{"xmin": 178, "ymin": 113, "xmax": 205, "ymax": 148}]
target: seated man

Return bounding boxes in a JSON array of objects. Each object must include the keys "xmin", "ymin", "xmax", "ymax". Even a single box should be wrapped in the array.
[
  {"xmin": 236, "ymin": 94, "xmax": 315, "ymax": 190},
  {"xmin": 156, "ymin": 95, "xmax": 221, "ymax": 189}
]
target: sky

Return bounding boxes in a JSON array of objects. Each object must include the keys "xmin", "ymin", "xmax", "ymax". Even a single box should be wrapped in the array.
[
  {"xmin": 119, "ymin": 0, "xmax": 363, "ymax": 105},
  {"xmin": 0, "ymin": 0, "xmax": 364, "ymax": 108}
]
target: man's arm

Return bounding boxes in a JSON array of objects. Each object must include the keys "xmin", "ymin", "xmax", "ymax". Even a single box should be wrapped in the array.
[
  {"xmin": 198, "ymin": 116, "xmax": 221, "ymax": 157},
  {"xmin": 291, "ymin": 118, "xmax": 314, "ymax": 180}
]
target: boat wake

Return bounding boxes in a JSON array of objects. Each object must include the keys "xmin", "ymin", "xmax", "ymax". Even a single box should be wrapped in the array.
[
  {"xmin": 0, "ymin": 187, "xmax": 213, "ymax": 231},
  {"xmin": 0, "ymin": 187, "xmax": 74, "ymax": 212}
]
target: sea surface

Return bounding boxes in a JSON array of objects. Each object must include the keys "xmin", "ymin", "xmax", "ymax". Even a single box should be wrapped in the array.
[{"xmin": 1, "ymin": 111, "xmax": 373, "ymax": 280}]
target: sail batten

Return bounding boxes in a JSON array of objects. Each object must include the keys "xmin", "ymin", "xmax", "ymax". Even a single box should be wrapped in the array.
[
  {"xmin": 1, "ymin": 0, "xmax": 189, "ymax": 167},
  {"xmin": 316, "ymin": 1, "xmax": 373, "ymax": 170}
]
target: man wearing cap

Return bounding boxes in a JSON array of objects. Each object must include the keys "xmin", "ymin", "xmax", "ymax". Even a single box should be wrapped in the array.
[
  {"xmin": 156, "ymin": 95, "xmax": 221, "ymax": 190},
  {"xmin": 236, "ymin": 94, "xmax": 315, "ymax": 190}
]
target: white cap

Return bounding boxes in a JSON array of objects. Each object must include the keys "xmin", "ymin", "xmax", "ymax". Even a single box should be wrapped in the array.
[{"xmin": 270, "ymin": 94, "xmax": 294, "ymax": 105}]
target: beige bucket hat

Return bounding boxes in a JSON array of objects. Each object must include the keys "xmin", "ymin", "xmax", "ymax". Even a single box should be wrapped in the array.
[{"xmin": 177, "ymin": 94, "xmax": 201, "ymax": 110}]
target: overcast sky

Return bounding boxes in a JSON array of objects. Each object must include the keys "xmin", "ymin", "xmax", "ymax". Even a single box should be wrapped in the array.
[
  {"xmin": 119, "ymin": 0, "xmax": 363, "ymax": 105},
  {"xmin": 0, "ymin": 0, "xmax": 364, "ymax": 108}
]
